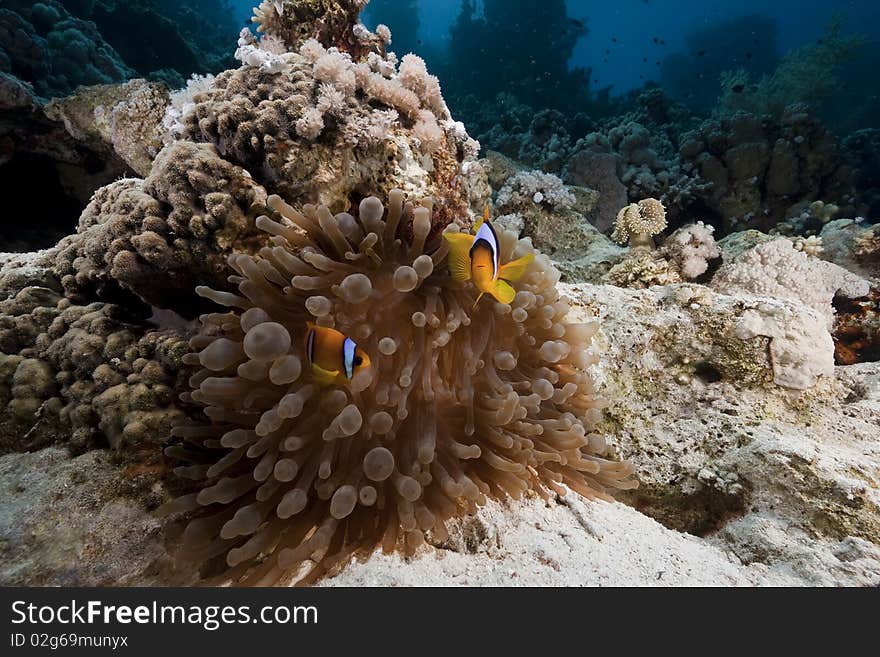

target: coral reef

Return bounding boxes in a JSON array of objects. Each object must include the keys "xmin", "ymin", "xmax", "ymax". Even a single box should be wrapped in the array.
[
  {"xmin": 495, "ymin": 170, "xmax": 575, "ymax": 213},
  {"xmin": 165, "ymin": 190, "xmax": 636, "ymax": 584},
  {"xmin": 53, "ymin": 141, "xmax": 268, "ymax": 311},
  {"xmin": 2, "ymin": 0, "xmax": 880, "ymax": 590},
  {"xmin": 718, "ymin": 18, "xmax": 863, "ymax": 120},
  {"xmin": 0, "ymin": 0, "xmax": 237, "ymax": 99},
  {"xmin": 679, "ymin": 106, "xmax": 857, "ymax": 232},
  {"xmin": 574, "ymin": 282, "xmax": 880, "ymax": 583},
  {"xmin": 45, "ymin": 79, "xmax": 170, "ymax": 176},
  {"xmin": 603, "ymin": 221, "xmax": 721, "ymax": 290},
  {"xmin": 842, "ymin": 129, "xmax": 880, "ymax": 217},
  {"xmin": 819, "ymin": 219, "xmax": 880, "ymax": 282},
  {"xmin": 251, "ymin": 0, "xmax": 380, "ymax": 58},
  {"xmin": 0, "ymin": 0, "xmax": 134, "ymax": 98},
  {"xmin": 177, "ymin": 18, "xmax": 477, "ymax": 229},
  {"xmin": 0, "ymin": 251, "xmax": 191, "ymax": 455},
  {"xmin": 660, "ymin": 14, "xmax": 779, "ymax": 113}
]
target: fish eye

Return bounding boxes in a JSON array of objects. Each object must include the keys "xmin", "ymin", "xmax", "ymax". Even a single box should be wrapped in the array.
[{"xmin": 353, "ymin": 356, "xmax": 363, "ymax": 366}]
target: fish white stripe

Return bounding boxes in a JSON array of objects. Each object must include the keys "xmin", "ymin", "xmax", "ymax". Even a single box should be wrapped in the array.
[
  {"xmin": 306, "ymin": 328, "xmax": 315, "ymax": 365},
  {"xmin": 471, "ymin": 221, "xmax": 500, "ymax": 280},
  {"xmin": 343, "ymin": 338, "xmax": 356, "ymax": 379}
]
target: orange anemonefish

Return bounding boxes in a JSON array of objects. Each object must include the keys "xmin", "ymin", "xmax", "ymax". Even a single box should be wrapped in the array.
[
  {"xmin": 443, "ymin": 208, "xmax": 535, "ymax": 306},
  {"xmin": 304, "ymin": 322, "xmax": 372, "ymax": 386}
]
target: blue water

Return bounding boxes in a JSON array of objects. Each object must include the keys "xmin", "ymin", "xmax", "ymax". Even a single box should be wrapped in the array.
[
  {"xmin": 231, "ymin": 0, "xmax": 877, "ymax": 98},
  {"xmin": 260, "ymin": 0, "xmax": 879, "ymax": 94}
]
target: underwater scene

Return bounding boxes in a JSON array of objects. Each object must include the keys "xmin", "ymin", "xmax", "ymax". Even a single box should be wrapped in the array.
[{"xmin": 0, "ymin": 0, "xmax": 878, "ymax": 587}]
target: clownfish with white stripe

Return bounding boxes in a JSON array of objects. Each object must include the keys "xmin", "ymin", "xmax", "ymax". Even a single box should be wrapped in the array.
[
  {"xmin": 443, "ymin": 208, "xmax": 535, "ymax": 306},
  {"xmin": 304, "ymin": 323, "xmax": 372, "ymax": 386}
]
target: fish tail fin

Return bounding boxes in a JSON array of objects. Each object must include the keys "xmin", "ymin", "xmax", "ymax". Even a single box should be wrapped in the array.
[
  {"xmin": 498, "ymin": 253, "xmax": 535, "ymax": 282},
  {"xmin": 491, "ymin": 279, "xmax": 516, "ymax": 305},
  {"xmin": 443, "ymin": 232, "xmax": 474, "ymax": 283},
  {"xmin": 311, "ymin": 364, "xmax": 340, "ymax": 387}
]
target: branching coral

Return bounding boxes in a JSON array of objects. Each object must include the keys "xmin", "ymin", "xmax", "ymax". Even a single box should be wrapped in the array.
[{"xmin": 165, "ymin": 190, "xmax": 636, "ymax": 584}]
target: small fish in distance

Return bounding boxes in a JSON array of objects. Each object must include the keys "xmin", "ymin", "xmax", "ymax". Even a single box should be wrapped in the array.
[
  {"xmin": 304, "ymin": 323, "xmax": 371, "ymax": 386},
  {"xmin": 444, "ymin": 208, "xmax": 535, "ymax": 307}
]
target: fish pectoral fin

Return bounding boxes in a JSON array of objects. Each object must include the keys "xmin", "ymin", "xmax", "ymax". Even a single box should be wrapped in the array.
[
  {"xmin": 491, "ymin": 279, "xmax": 517, "ymax": 305},
  {"xmin": 311, "ymin": 364, "xmax": 341, "ymax": 386},
  {"xmin": 498, "ymin": 253, "xmax": 535, "ymax": 282},
  {"xmin": 443, "ymin": 232, "xmax": 475, "ymax": 283}
]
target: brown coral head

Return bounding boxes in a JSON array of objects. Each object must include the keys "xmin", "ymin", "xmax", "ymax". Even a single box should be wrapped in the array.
[
  {"xmin": 253, "ymin": 0, "xmax": 382, "ymax": 59},
  {"xmin": 164, "ymin": 189, "xmax": 637, "ymax": 585}
]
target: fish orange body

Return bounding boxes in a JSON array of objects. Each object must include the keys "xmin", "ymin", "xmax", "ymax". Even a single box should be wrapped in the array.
[
  {"xmin": 443, "ymin": 209, "xmax": 535, "ymax": 306},
  {"xmin": 304, "ymin": 323, "xmax": 371, "ymax": 386}
]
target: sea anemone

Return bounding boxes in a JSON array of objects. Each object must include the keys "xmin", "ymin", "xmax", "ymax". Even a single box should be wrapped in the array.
[{"xmin": 164, "ymin": 190, "xmax": 636, "ymax": 585}]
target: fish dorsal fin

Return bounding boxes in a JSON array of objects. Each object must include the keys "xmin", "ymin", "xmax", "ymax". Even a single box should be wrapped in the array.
[
  {"xmin": 471, "ymin": 221, "xmax": 500, "ymax": 279},
  {"xmin": 474, "ymin": 205, "xmax": 490, "ymax": 233}
]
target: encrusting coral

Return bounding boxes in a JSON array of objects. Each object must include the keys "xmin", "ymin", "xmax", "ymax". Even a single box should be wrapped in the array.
[
  {"xmin": 711, "ymin": 237, "xmax": 870, "ymax": 326},
  {"xmin": 164, "ymin": 189, "xmax": 637, "ymax": 585}
]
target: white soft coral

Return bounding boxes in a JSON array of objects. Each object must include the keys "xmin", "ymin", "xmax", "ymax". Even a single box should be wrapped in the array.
[{"xmin": 661, "ymin": 222, "xmax": 720, "ymax": 279}]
